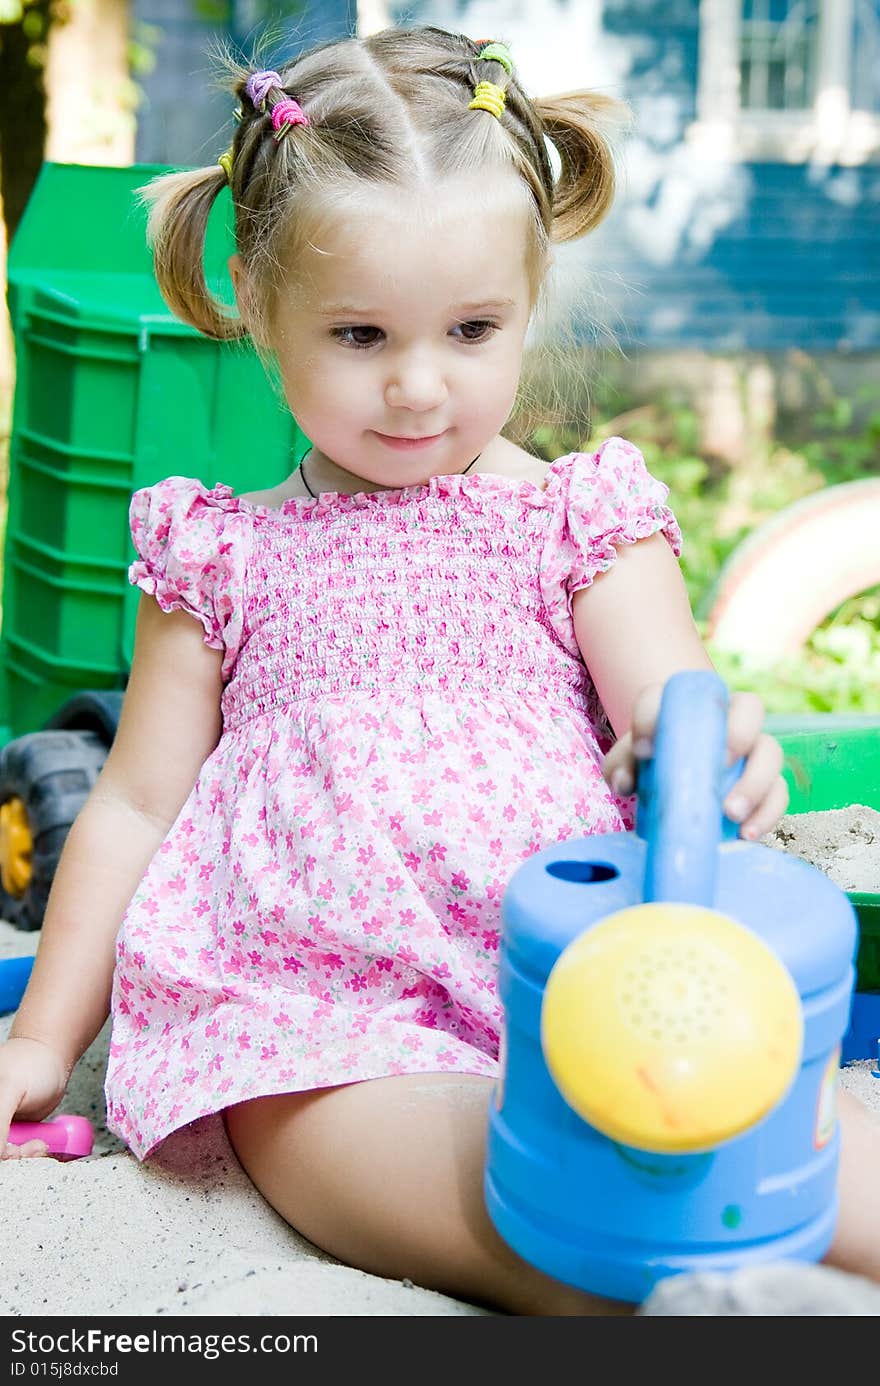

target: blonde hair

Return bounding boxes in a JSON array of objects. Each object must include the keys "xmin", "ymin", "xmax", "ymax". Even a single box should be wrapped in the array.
[{"xmin": 141, "ymin": 25, "xmax": 627, "ymax": 355}]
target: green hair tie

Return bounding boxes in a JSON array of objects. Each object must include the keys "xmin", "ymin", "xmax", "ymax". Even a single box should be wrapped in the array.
[{"xmin": 476, "ymin": 41, "xmax": 514, "ymax": 75}]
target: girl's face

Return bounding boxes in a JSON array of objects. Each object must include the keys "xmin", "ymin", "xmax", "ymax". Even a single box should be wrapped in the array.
[{"xmin": 248, "ymin": 174, "xmax": 536, "ymax": 488}]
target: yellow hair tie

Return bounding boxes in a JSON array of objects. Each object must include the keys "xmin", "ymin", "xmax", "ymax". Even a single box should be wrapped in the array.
[
  {"xmin": 217, "ymin": 147, "xmax": 235, "ymax": 183},
  {"xmin": 468, "ymin": 80, "xmax": 506, "ymax": 119}
]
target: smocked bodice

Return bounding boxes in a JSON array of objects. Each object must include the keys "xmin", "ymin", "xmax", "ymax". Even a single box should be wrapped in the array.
[{"xmin": 127, "ymin": 440, "xmax": 681, "ymax": 733}]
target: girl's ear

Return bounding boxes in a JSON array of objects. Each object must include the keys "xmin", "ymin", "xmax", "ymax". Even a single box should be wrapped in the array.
[
  {"xmin": 228, "ymin": 253, "xmax": 268, "ymax": 345},
  {"xmin": 228, "ymin": 252, "xmax": 245, "ymax": 297}
]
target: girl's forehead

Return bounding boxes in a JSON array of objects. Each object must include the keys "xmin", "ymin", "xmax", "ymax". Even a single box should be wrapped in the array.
[
  {"xmin": 289, "ymin": 173, "xmax": 529, "ymax": 278},
  {"xmin": 293, "ymin": 179, "xmax": 533, "ymax": 309}
]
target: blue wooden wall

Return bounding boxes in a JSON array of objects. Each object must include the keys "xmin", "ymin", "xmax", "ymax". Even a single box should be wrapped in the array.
[
  {"xmin": 396, "ymin": 0, "xmax": 880, "ymax": 353},
  {"xmin": 592, "ymin": 0, "xmax": 880, "ymax": 350},
  {"xmin": 594, "ymin": 162, "xmax": 880, "ymax": 351}
]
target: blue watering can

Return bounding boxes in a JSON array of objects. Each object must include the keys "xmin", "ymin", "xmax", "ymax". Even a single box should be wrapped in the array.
[{"xmin": 485, "ymin": 670, "xmax": 858, "ymax": 1304}]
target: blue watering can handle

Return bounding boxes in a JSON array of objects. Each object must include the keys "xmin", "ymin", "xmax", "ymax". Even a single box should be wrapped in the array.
[{"xmin": 636, "ymin": 671, "xmax": 744, "ymax": 907}]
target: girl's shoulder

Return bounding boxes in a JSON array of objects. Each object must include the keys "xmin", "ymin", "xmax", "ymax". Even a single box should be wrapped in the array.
[
  {"xmin": 546, "ymin": 435, "xmax": 654, "ymax": 482},
  {"xmin": 234, "ymin": 473, "xmax": 310, "ymax": 509},
  {"xmin": 478, "ymin": 437, "xmax": 550, "ymax": 489},
  {"xmin": 132, "ymin": 474, "xmax": 248, "ymax": 515},
  {"xmin": 543, "ymin": 436, "xmax": 676, "ymax": 529},
  {"xmin": 482, "ymin": 435, "xmax": 657, "ymax": 494},
  {"xmin": 130, "ymin": 475, "xmax": 275, "ymax": 546},
  {"xmin": 128, "ymin": 476, "xmax": 250, "ymax": 673},
  {"xmin": 128, "ymin": 475, "xmax": 255, "ymax": 604}
]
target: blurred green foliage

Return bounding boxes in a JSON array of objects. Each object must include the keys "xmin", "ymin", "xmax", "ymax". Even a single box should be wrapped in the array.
[
  {"xmin": 0, "ymin": 0, "xmax": 47, "ymax": 39},
  {"xmin": 527, "ymin": 388, "xmax": 880, "ymax": 714}
]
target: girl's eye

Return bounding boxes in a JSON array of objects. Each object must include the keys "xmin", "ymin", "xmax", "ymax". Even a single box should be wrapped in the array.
[
  {"xmin": 332, "ymin": 326, "xmax": 383, "ymax": 349},
  {"xmin": 453, "ymin": 319, "xmax": 498, "ymax": 343}
]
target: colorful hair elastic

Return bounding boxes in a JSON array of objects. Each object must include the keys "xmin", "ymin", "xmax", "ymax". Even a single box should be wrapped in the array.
[
  {"xmin": 217, "ymin": 147, "xmax": 235, "ymax": 182},
  {"xmin": 271, "ymin": 97, "xmax": 310, "ymax": 140},
  {"xmin": 245, "ymin": 69, "xmax": 282, "ymax": 111},
  {"xmin": 476, "ymin": 41, "xmax": 514, "ymax": 74},
  {"xmin": 468, "ymin": 80, "xmax": 506, "ymax": 119}
]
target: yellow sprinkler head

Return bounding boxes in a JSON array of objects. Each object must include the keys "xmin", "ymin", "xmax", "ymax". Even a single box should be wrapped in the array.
[{"xmin": 541, "ymin": 902, "xmax": 803, "ymax": 1154}]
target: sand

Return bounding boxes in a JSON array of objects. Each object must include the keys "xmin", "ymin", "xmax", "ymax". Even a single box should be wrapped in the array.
[
  {"xmin": 0, "ymin": 922, "xmax": 490, "ymax": 1318},
  {"xmin": 3, "ymin": 806, "xmax": 880, "ymax": 1319},
  {"xmin": 762, "ymin": 805, "xmax": 880, "ymax": 893}
]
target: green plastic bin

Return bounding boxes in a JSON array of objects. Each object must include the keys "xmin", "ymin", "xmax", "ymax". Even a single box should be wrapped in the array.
[
  {"xmin": 2, "ymin": 161, "xmax": 309, "ymax": 739},
  {"xmin": 772, "ymin": 715, "xmax": 880, "ymax": 993}
]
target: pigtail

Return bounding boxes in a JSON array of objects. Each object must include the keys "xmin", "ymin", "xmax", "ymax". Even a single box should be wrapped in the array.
[
  {"xmin": 533, "ymin": 91, "xmax": 629, "ymax": 243},
  {"xmin": 138, "ymin": 165, "xmax": 247, "ymax": 341}
]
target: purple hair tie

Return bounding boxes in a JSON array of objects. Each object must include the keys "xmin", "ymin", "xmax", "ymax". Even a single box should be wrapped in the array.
[
  {"xmin": 272, "ymin": 97, "xmax": 310, "ymax": 140},
  {"xmin": 245, "ymin": 69, "xmax": 282, "ymax": 110}
]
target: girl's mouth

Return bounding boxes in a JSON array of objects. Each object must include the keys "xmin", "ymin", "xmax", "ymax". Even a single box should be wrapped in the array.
[{"xmin": 372, "ymin": 431, "xmax": 447, "ymax": 451}]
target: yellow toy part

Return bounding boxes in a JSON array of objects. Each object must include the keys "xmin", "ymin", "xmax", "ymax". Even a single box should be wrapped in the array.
[
  {"xmin": 0, "ymin": 796, "xmax": 32, "ymax": 897},
  {"xmin": 541, "ymin": 902, "xmax": 803, "ymax": 1154}
]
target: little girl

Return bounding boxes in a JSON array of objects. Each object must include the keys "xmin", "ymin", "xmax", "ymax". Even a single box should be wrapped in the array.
[{"xmin": 1, "ymin": 26, "xmax": 878, "ymax": 1316}]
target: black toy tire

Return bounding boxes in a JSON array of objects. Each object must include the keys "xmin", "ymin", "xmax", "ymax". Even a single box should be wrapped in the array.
[{"xmin": 0, "ymin": 729, "xmax": 108, "ymax": 932}]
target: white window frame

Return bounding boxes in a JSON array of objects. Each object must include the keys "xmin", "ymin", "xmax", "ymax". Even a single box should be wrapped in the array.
[{"xmin": 689, "ymin": 0, "xmax": 880, "ymax": 164}]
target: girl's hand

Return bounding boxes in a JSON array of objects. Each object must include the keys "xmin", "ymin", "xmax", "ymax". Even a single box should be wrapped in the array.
[
  {"xmin": 602, "ymin": 684, "xmax": 789, "ymax": 840},
  {"xmin": 0, "ymin": 1037, "xmax": 69, "ymax": 1159}
]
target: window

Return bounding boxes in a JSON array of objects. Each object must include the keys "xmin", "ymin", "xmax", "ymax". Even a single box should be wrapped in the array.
[
  {"xmin": 739, "ymin": 0, "xmax": 819, "ymax": 112},
  {"xmin": 692, "ymin": 0, "xmax": 880, "ymax": 162},
  {"xmin": 851, "ymin": 0, "xmax": 880, "ymax": 113}
]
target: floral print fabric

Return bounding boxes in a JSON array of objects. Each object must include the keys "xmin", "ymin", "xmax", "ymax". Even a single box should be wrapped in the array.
[{"xmin": 105, "ymin": 437, "xmax": 681, "ymax": 1157}]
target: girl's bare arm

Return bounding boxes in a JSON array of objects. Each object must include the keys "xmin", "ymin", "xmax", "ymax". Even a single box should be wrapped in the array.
[
  {"xmin": 572, "ymin": 534, "xmax": 788, "ymax": 837},
  {"xmin": 571, "ymin": 532, "xmax": 713, "ymax": 739},
  {"xmin": 8, "ymin": 594, "xmax": 223, "ymax": 1074}
]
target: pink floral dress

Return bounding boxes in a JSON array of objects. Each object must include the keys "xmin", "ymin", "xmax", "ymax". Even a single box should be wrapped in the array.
[{"xmin": 104, "ymin": 437, "xmax": 681, "ymax": 1158}]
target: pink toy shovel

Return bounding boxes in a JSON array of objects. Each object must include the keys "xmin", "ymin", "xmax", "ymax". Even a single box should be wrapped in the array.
[{"xmin": 7, "ymin": 1115, "xmax": 93, "ymax": 1159}]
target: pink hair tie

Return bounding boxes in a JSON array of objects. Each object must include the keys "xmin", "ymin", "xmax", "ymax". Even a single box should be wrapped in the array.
[
  {"xmin": 245, "ymin": 69, "xmax": 282, "ymax": 110},
  {"xmin": 272, "ymin": 97, "xmax": 309, "ymax": 140}
]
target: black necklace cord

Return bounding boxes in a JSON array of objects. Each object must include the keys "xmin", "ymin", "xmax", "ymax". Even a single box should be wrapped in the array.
[{"xmin": 299, "ymin": 452, "xmax": 481, "ymax": 498}]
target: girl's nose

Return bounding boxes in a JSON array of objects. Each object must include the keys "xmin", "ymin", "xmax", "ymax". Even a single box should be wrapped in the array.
[{"xmin": 384, "ymin": 353, "xmax": 448, "ymax": 411}]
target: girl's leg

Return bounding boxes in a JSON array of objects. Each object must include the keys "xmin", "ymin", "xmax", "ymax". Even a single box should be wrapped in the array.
[
  {"xmin": 224, "ymin": 1072, "xmax": 632, "ymax": 1316},
  {"xmin": 825, "ymin": 1088, "xmax": 880, "ymax": 1281}
]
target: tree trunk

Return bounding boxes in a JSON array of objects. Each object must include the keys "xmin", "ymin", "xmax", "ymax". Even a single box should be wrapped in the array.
[{"xmin": 0, "ymin": 2, "xmax": 51, "ymax": 245}]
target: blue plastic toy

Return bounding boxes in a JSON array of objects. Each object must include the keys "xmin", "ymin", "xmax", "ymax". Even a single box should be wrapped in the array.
[
  {"xmin": 0, "ymin": 955, "xmax": 34, "ymax": 1015},
  {"xmin": 485, "ymin": 670, "xmax": 858, "ymax": 1304}
]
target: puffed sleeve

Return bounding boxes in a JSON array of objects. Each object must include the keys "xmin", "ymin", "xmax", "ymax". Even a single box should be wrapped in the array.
[
  {"xmin": 540, "ymin": 437, "xmax": 683, "ymax": 657},
  {"xmin": 128, "ymin": 476, "xmax": 250, "ymax": 677}
]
